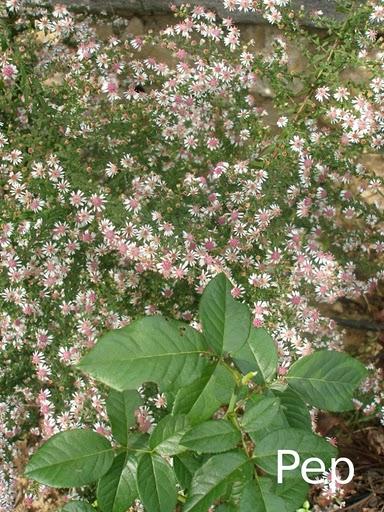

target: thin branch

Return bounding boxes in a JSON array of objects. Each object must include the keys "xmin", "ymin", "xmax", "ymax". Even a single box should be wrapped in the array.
[{"xmin": 331, "ymin": 316, "xmax": 384, "ymax": 331}]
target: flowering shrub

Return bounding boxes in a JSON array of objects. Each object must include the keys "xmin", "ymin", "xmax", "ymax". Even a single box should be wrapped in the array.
[
  {"xmin": 0, "ymin": 0, "xmax": 383, "ymax": 508},
  {"xmin": 26, "ymin": 274, "xmax": 367, "ymax": 512}
]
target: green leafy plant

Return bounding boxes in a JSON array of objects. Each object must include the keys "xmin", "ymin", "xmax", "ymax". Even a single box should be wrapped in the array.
[{"xmin": 25, "ymin": 274, "xmax": 367, "ymax": 512}]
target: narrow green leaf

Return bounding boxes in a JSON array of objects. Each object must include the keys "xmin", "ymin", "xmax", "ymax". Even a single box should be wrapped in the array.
[
  {"xmin": 254, "ymin": 428, "xmax": 337, "ymax": 477},
  {"xmin": 233, "ymin": 328, "xmax": 277, "ymax": 384},
  {"xmin": 149, "ymin": 414, "xmax": 190, "ymax": 456},
  {"xmin": 184, "ymin": 451, "xmax": 252, "ymax": 512},
  {"xmin": 241, "ymin": 395, "xmax": 280, "ymax": 434},
  {"xmin": 173, "ymin": 364, "xmax": 235, "ymax": 424},
  {"xmin": 137, "ymin": 453, "xmax": 177, "ymax": 512},
  {"xmin": 61, "ymin": 502, "xmax": 94, "ymax": 512},
  {"xmin": 97, "ymin": 453, "xmax": 137, "ymax": 512},
  {"xmin": 181, "ymin": 420, "xmax": 241, "ymax": 454},
  {"xmin": 286, "ymin": 350, "xmax": 368, "ymax": 411},
  {"xmin": 25, "ymin": 430, "xmax": 114, "ymax": 487},
  {"xmin": 173, "ymin": 453, "xmax": 206, "ymax": 490},
  {"xmin": 78, "ymin": 317, "xmax": 209, "ymax": 391},
  {"xmin": 199, "ymin": 273, "xmax": 251, "ymax": 355},
  {"xmin": 106, "ymin": 389, "xmax": 142, "ymax": 446}
]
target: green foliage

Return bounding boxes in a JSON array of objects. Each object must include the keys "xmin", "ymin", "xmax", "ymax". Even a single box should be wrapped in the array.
[
  {"xmin": 61, "ymin": 502, "xmax": 95, "ymax": 512},
  {"xmin": 25, "ymin": 430, "xmax": 114, "ymax": 487},
  {"xmin": 26, "ymin": 274, "xmax": 367, "ymax": 511},
  {"xmin": 78, "ymin": 316, "xmax": 209, "ymax": 391},
  {"xmin": 286, "ymin": 350, "xmax": 368, "ymax": 411},
  {"xmin": 106, "ymin": 390, "xmax": 143, "ymax": 446}
]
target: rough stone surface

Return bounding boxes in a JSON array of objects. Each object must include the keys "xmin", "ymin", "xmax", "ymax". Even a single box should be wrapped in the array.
[{"xmin": 44, "ymin": 0, "xmax": 344, "ymax": 24}]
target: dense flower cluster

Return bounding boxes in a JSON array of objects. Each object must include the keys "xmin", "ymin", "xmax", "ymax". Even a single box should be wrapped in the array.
[{"xmin": 0, "ymin": 0, "xmax": 383, "ymax": 509}]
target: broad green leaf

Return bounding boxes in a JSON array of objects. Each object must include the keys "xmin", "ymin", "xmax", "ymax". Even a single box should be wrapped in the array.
[
  {"xmin": 173, "ymin": 453, "xmax": 206, "ymax": 490},
  {"xmin": 286, "ymin": 350, "xmax": 368, "ymax": 411},
  {"xmin": 137, "ymin": 453, "xmax": 177, "ymax": 512},
  {"xmin": 241, "ymin": 395, "xmax": 281, "ymax": 434},
  {"xmin": 61, "ymin": 502, "xmax": 94, "ymax": 512},
  {"xmin": 97, "ymin": 453, "xmax": 137, "ymax": 512},
  {"xmin": 181, "ymin": 420, "xmax": 241, "ymax": 453},
  {"xmin": 78, "ymin": 316, "xmax": 209, "ymax": 391},
  {"xmin": 254, "ymin": 428, "xmax": 337, "ymax": 477},
  {"xmin": 228, "ymin": 478, "xmax": 250, "ymax": 505},
  {"xmin": 173, "ymin": 364, "xmax": 235, "ymax": 424},
  {"xmin": 273, "ymin": 388, "xmax": 312, "ymax": 431},
  {"xmin": 126, "ymin": 432, "xmax": 149, "ymax": 451},
  {"xmin": 249, "ymin": 390, "xmax": 312, "ymax": 443},
  {"xmin": 274, "ymin": 478, "xmax": 309, "ymax": 511},
  {"xmin": 149, "ymin": 414, "xmax": 190, "ymax": 456},
  {"xmin": 216, "ymin": 504, "xmax": 237, "ymax": 512},
  {"xmin": 240, "ymin": 478, "xmax": 286, "ymax": 512},
  {"xmin": 240, "ymin": 476, "xmax": 308, "ymax": 512},
  {"xmin": 233, "ymin": 328, "xmax": 277, "ymax": 384},
  {"xmin": 199, "ymin": 273, "xmax": 251, "ymax": 354},
  {"xmin": 184, "ymin": 450, "xmax": 252, "ymax": 512},
  {"xmin": 25, "ymin": 430, "xmax": 114, "ymax": 487},
  {"xmin": 106, "ymin": 389, "xmax": 142, "ymax": 445}
]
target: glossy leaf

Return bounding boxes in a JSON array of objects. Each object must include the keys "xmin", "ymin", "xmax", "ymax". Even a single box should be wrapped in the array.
[
  {"xmin": 181, "ymin": 420, "xmax": 241, "ymax": 453},
  {"xmin": 149, "ymin": 414, "xmax": 190, "ymax": 456},
  {"xmin": 25, "ymin": 430, "xmax": 114, "ymax": 487},
  {"xmin": 78, "ymin": 316, "xmax": 209, "ymax": 391},
  {"xmin": 199, "ymin": 273, "xmax": 251, "ymax": 354},
  {"xmin": 287, "ymin": 350, "xmax": 368, "ymax": 411},
  {"xmin": 137, "ymin": 453, "xmax": 177, "ymax": 512},
  {"xmin": 254, "ymin": 428, "xmax": 337, "ymax": 477},
  {"xmin": 233, "ymin": 328, "xmax": 277, "ymax": 384},
  {"xmin": 173, "ymin": 364, "xmax": 235, "ymax": 424},
  {"xmin": 184, "ymin": 450, "xmax": 252, "ymax": 512},
  {"xmin": 106, "ymin": 389, "xmax": 142, "ymax": 445},
  {"xmin": 97, "ymin": 453, "xmax": 137, "ymax": 512}
]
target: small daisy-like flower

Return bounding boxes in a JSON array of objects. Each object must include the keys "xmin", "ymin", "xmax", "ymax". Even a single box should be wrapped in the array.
[{"xmin": 315, "ymin": 86, "xmax": 330, "ymax": 102}]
